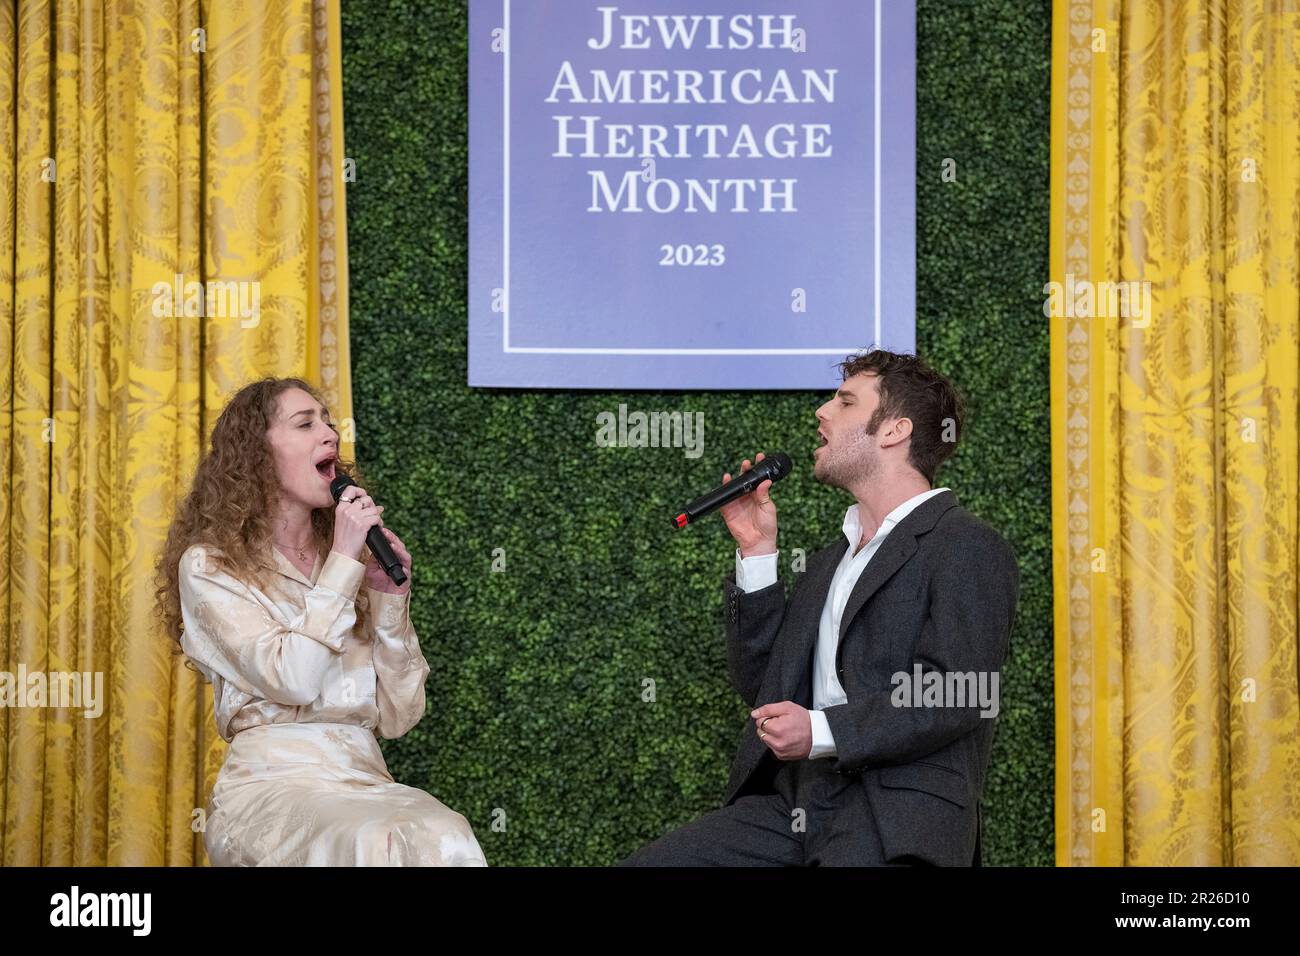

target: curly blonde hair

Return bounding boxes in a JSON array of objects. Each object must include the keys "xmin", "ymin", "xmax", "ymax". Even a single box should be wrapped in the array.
[{"xmin": 155, "ymin": 377, "xmax": 371, "ymax": 651}]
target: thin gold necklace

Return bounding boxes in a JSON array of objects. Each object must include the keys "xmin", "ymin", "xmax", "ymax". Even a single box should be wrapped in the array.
[{"xmin": 274, "ymin": 538, "xmax": 312, "ymax": 563}]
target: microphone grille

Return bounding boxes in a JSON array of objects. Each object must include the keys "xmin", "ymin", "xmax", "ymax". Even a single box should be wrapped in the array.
[{"xmin": 768, "ymin": 453, "xmax": 793, "ymax": 479}]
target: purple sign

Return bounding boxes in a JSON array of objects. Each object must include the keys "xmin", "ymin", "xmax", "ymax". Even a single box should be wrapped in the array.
[{"xmin": 470, "ymin": 0, "xmax": 916, "ymax": 389}]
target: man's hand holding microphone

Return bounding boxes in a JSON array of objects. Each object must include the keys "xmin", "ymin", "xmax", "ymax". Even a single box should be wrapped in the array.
[{"xmin": 720, "ymin": 453, "xmax": 812, "ymax": 762}]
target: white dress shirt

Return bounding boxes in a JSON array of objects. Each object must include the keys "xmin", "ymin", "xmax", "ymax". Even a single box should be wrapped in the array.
[{"xmin": 734, "ymin": 487, "xmax": 950, "ymax": 758}]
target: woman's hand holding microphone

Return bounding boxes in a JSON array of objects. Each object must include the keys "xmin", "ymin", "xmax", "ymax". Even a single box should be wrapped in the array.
[{"xmin": 331, "ymin": 486, "xmax": 412, "ymax": 594}]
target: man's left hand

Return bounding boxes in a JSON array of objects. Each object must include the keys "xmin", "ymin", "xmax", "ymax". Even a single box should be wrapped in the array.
[{"xmin": 751, "ymin": 701, "xmax": 812, "ymax": 760}]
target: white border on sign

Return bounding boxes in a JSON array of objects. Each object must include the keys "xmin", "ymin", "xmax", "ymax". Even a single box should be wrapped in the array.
[{"xmin": 501, "ymin": 0, "xmax": 882, "ymax": 355}]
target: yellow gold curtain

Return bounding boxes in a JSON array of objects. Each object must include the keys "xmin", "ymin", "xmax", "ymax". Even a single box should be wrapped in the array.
[
  {"xmin": 0, "ymin": 0, "xmax": 354, "ymax": 865},
  {"xmin": 1052, "ymin": 0, "xmax": 1300, "ymax": 864}
]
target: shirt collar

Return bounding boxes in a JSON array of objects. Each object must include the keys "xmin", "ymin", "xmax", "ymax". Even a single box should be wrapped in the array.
[
  {"xmin": 267, "ymin": 541, "xmax": 321, "ymax": 587},
  {"xmin": 843, "ymin": 487, "xmax": 951, "ymax": 547}
]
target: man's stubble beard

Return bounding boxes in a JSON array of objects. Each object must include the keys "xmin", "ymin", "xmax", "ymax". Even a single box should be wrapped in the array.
[{"xmin": 814, "ymin": 424, "xmax": 880, "ymax": 492}]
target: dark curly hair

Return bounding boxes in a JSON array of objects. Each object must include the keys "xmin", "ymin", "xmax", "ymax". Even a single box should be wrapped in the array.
[{"xmin": 837, "ymin": 349, "xmax": 965, "ymax": 483}]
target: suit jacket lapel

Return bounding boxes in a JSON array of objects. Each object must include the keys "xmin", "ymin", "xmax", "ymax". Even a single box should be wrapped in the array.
[
  {"xmin": 775, "ymin": 540, "xmax": 846, "ymax": 703},
  {"xmin": 837, "ymin": 489, "xmax": 959, "ymax": 643},
  {"xmin": 837, "ymin": 532, "xmax": 917, "ymax": 642}
]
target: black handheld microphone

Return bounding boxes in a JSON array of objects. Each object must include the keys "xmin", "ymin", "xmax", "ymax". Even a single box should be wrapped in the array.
[
  {"xmin": 330, "ymin": 473, "xmax": 408, "ymax": 586},
  {"xmin": 673, "ymin": 453, "xmax": 793, "ymax": 529}
]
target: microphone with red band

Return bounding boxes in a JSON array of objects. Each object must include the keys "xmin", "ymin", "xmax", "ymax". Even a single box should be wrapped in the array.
[
  {"xmin": 330, "ymin": 473, "xmax": 407, "ymax": 586},
  {"xmin": 673, "ymin": 453, "xmax": 793, "ymax": 529}
]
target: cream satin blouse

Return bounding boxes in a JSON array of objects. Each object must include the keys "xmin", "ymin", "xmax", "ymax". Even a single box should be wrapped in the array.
[{"xmin": 178, "ymin": 543, "xmax": 428, "ymax": 742}]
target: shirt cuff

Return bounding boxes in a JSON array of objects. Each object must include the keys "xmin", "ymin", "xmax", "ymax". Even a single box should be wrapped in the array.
[
  {"xmin": 318, "ymin": 550, "xmax": 366, "ymax": 602},
  {"xmin": 808, "ymin": 709, "xmax": 837, "ymax": 759},
  {"xmin": 366, "ymin": 587, "xmax": 420, "ymax": 671},
  {"xmin": 734, "ymin": 549, "xmax": 778, "ymax": 593},
  {"xmin": 366, "ymin": 586, "xmax": 412, "ymax": 631}
]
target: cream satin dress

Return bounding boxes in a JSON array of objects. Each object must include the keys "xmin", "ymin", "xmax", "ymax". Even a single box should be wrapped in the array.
[{"xmin": 178, "ymin": 542, "xmax": 487, "ymax": 866}]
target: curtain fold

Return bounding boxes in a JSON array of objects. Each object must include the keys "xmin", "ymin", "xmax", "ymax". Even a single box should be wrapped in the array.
[
  {"xmin": 1052, "ymin": 0, "xmax": 1300, "ymax": 865},
  {"xmin": 0, "ymin": 0, "xmax": 354, "ymax": 866}
]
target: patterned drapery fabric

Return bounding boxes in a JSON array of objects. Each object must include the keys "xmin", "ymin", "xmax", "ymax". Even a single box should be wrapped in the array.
[
  {"xmin": 0, "ymin": 0, "xmax": 354, "ymax": 865},
  {"xmin": 1052, "ymin": 0, "xmax": 1300, "ymax": 864}
]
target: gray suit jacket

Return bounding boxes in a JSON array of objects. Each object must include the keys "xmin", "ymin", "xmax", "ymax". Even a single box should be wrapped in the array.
[{"xmin": 722, "ymin": 489, "xmax": 1019, "ymax": 866}]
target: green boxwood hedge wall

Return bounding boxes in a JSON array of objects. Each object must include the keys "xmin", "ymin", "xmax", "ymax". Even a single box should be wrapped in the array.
[{"xmin": 340, "ymin": 0, "xmax": 1052, "ymax": 866}]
